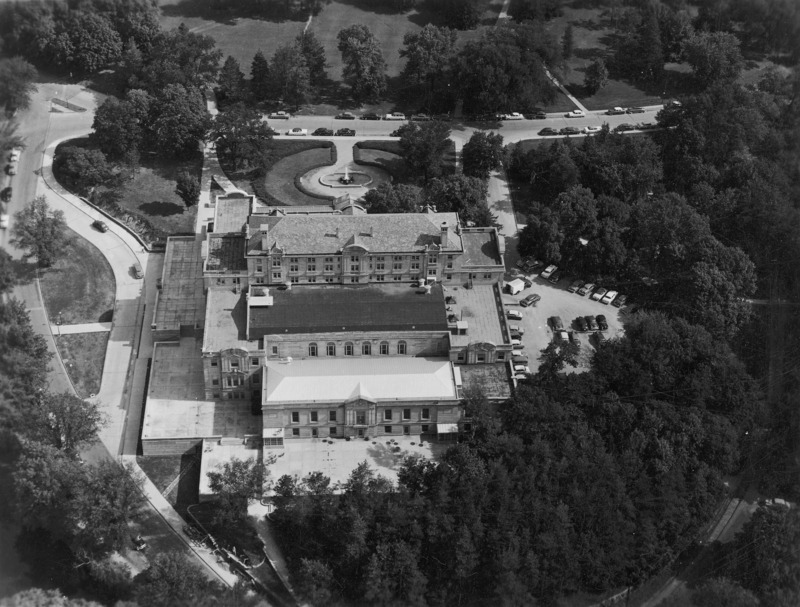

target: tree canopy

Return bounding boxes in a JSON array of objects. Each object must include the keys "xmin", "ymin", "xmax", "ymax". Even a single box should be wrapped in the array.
[
  {"xmin": 11, "ymin": 196, "xmax": 69, "ymax": 268},
  {"xmin": 395, "ymin": 120, "xmax": 452, "ymax": 183},
  {"xmin": 0, "ymin": 57, "xmax": 38, "ymax": 113},
  {"xmin": 337, "ymin": 25, "xmax": 387, "ymax": 102}
]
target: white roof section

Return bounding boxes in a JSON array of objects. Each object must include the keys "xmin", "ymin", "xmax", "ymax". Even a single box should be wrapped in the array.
[{"xmin": 264, "ymin": 357, "xmax": 458, "ymax": 403}]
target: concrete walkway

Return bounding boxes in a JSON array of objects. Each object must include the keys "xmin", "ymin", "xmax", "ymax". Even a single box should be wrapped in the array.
[
  {"xmin": 51, "ymin": 321, "xmax": 111, "ymax": 334},
  {"xmin": 544, "ymin": 67, "xmax": 588, "ymax": 113}
]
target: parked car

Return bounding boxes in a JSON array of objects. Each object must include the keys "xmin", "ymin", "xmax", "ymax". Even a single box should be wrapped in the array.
[
  {"xmin": 550, "ymin": 316, "xmax": 564, "ymax": 331},
  {"xmin": 626, "ymin": 106, "xmax": 645, "ymax": 114},
  {"xmin": 514, "ymin": 364, "xmax": 532, "ymax": 374},
  {"xmin": 335, "ymin": 112, "xmax": 356, "ymax": 120},
  {"xmin": 591, "ymin": 287, "xmax": 607, "ymax": 301},
  {"xmin": 638, "ymin": 122, "xmax": 657, "ymax": 130},
  {"xmin": 614, "ymin": 123, "xmax": 635, "ymax": 132},
  {"xmin": 560, "ymin": 126, "xmax": 581, "ymax": 135},
  {"xmin": 584, "ymin": 125, "xmax": 602, "ymax": 134},
  {"xmin": 511, "ymin": 338, "xmax": 523, "ymax": 347},
  {"xmin": 520, "ymin": 293, "xmax": 540, "ymax": 307},
  {"xmin": 601, "ymin": 290, "xmax": 618, "ymax": 305},
  {"xmin": 410, "ymin": 113, "xmax": 432, "ymax": 121},
  {"xmin": 507, "ymin": 310, "xmax": 523, "ymax": 320},
  {"xmin": 509, "ymin": 324, "xmax": 525, "ymax": 335},
  {"xmin": 548, "ymin": 270, "xmax": 562, "ymax": 284},
  {"xmin": 313, "ymin": 127, "xmax": 334, "ymax": 136},
  {"xmin": 514, "ymin": 374, "xmax": 528, "ymax": 380},
  {"xmin": 384, "ymin": 112, "xmax": 406, "ymax": 120},
  {"xmin": 335, "ymin": 128, "xmax": 356, "ymax": 136},
  {"xmin": 512, "ymin": 355, "xmax": 529, "ymax": 364},
  {"xmin": 523, "ymin": 259, "xmax": 543, "ymax": 273},
  {"xmin": 268, "ymin": 111, "xmax": 291, "ymax": 119},
  {"xmin": 567, "ymin": 279, "xmax": 584, "ymax": 293},
  {"xmin": 522, "ymin": 277, "xmax": 533, "ymax": 289},
  {"xmin": 0, "ymin": 213, "xmax": 8, "ymax": 229},
  {"xmin": 92, "ymin": 220, "xmax": 109, "ymax": 232},
  {"xmin": 132, "ymin": 263, "xmax": 144, "ymax": 279},
  {"xmin": 596, "ymin": 314, "xmax": 608, "ymax": 330},
  {"xmin": 540, "ymin": 264, "xmax": 557, "ymax": 279},
  {"xmin": 575, "ymin": 316, "xmax": 588, "ymax": 332},
  {"xmin": 510, "ymin": 331, "xmax": 523, "ymax": 341},
  {"xmin": 612, "ymin": 294, "xmax": 627, "ymax": 308},
  {"xmin": 565, "ymin": 109, "xmax": 585, "ymax": 118},
  {"xmin": 286, "ymin": 127, "xmax": 308, "ymax": 136},
  {"xmin": 5, "ymin": 163, "xmax": 16, "ymax": 175},
  {"xmin": 500, "ymin": 112, "xmax": 524, "ymax": 120},
  {"xmin": 361, "ymin": 112, "xmax": 381, "ymax": 120},
  {"xmin": 9, "ymin": 148, "xmax": 21, "ymax": 162},
  {"xmin": 1, "ymin": 186, "xmax": 12, "ymax": 202},
  {"xmin": 568, "ymin": 331, "xmax": 580, "ymax": 348},
  {"xmin": 528, "ymin": 111, "xmax": 547, "ymax": 119},
  {"xmin": 539, "ymin": 127, "xmax": 558, "ymax": 136},
  {"xmin": 578, "ymin": 282, "xmax": 594, "ymax": 296},
  {"xmin": 556, "ymin": 330, "xmax": 569, "ymax": 342},
  {"xmin": 606, "ymin": 107, "xmax": 626, "ymax": 115},
  {"xmin": 585, "ymin": 315, "xmax": 599, "ymax": 331}
]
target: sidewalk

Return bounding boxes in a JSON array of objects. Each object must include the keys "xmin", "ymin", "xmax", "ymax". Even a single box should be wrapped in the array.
[
  {"xmin": 51, "ymin": 321, "xmax": 111, "ymax": 334},
  {"xmin": 544, "ymin": 67, "xmax": 589, "ymax": 113}
]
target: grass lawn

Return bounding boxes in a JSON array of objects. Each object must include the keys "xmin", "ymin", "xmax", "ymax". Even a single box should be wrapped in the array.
[
  {"xmin": 354, "ymin": 141, "xmax": 409, "ymax": 181},
  {"xmin": 39, "ymin": 227, "xmax": 115, "ymax": 324},
  {"xmin": 137, "ymin": 452, "xmax": 200, "ymax": 517},
  {"xmin": 55, "ymin": 333, "xmax": 108, "ymax": 398}
]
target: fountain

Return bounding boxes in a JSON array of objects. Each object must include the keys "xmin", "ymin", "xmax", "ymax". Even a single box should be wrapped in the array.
[
  {"xmin": 339, "ymin": 166, "xmax": 353, "ymax": 185},
  {"xmin": 319, "ymin": 165, "xmax": 374, "ymax": 189}
]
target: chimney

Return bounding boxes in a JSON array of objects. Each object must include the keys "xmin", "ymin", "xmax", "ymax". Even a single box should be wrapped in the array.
[
  {"xmin": 440, "ymin": 222, "xmax": 448, "ymax": 248},
  {"xmin": 369, "ymin": 225, "xmax": 374, "ymax": 237},
  {"xmin": 260, "ymin": 225, "xmax": 269, "ymax": 251}
]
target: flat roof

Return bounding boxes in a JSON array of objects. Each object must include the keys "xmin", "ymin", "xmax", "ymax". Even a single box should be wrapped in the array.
[
  {"xmin": 458, "ymin": 363, "xmax": 512, "ymax": 400},
  {"xmin": 206, "ymin": 235, "xmax": 247, "ymax": 273},
  {"xmin": 142, "ymin": 399, "xmax": 260, "ymax": 440},
  {"xmin": 264, "ymin": 357, "xmax": 459, "ymax": 404},
  {"xmin": 249, "ymin": 283, "xmax": 448, "ymax": 338},
  {"xmin": 154, "ymin": 237, "xmax": 206, "ymax": 332},
  {"xmin": 214, "ymin": 193, "xmax": 251, "ymax": 234},
  {"xmin": 447, "ymin": 283, "xmax": 508, "ymax": 347},
  {"xmin": 203, "ymin": 289, "xmax": 254, "ymax": 352},
  {"xmin": 461, "ymin": 230, "xmax": 503, "ymax": 267}
]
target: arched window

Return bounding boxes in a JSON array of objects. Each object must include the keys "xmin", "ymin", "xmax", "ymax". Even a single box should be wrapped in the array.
[
  {"xmin": 362, "ymin": 342, "xmax": 371, "ymax": 355},
  {"xmin": 380, "ymin": 341, "xmax": 389, "ymax": 355},
  {"xmin": 344, "ymin": 342, "xmax": 354, "ymax": 356},
  {"xmin": 326, "ymin": 342, "xmax": 336, "ymax": 356},
  {"xmin": 397, "ymin": 340, "xmax": 407, "ymax": 355},
  {"xmin": 308, "ymin": 343, "xmax": 317, "ymax": 357}
]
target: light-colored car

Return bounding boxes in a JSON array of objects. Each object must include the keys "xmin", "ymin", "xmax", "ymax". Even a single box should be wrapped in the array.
[
  {"xmin": 565, "ymin": 110, "xmax": 585, "ymax": 118},
  {"xmin": 501, "ymin": 112, "xmax": 524, "ymax": 120},
  {"xmin": 507, "ymin": 309, "xmax": 523, "ymax": 320},
  {"xmin": 511, "ymin": 338, "xmax": 523, "ymax": 348},
  {"xmin": 269, "ymin": 111, "xmax": 291, "ymax": 119},
  {"xmin": 584, "ymin": 125, "xmax": 602, "ymax": 134},
  {"xmin": 601, "ymin": 290, "xmax": 618, "ymax": 305},
  {"xmin": 511, "ymin": 349, "xmax": 525, "ymax": 358},
  {"xmin": 556, "ymin": 330, "xmax": 569, "ymax": 342},
  {"xmin": 384, "ymin": 112, "xmax": 406, "ymax": 120},
  {"xmin": 9, "ymin": 148, "xmax": 21, "ymax": 162},
  {"xmin": 514, "ymin": 374, "xmax": 528, "ymax": 381},
  {"xmin": 540, "ymin": 264, "xmax": 557, "ymax": 279},
  {"xmin": 514, "ymin": 365, "xmax": 532, "ymax": 374},
  {"xmin": 0, "ymin": 213, "xmax": 8, "ymax": 229},
  {"xmin": 591, "ymin": 287, "xmax": 607, "ymax": 301},
  {"xmin": 286, "ymin": 128, "xmax": 308, "ymax": 136}
]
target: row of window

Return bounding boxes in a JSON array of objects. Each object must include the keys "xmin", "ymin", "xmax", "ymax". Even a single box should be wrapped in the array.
[
  {"xmin": 290, "ymin": 408, "xmax": 431, "ymax": 423},
  {"xmin": 306, "ymin": 341, "xmax": 407, "ymax": 357},
  {"xmin": 291, "ymin": 425, "xmax": 430, "ymax": 437},
  {"xmin": 254, "ymin": 255, "xmax": 455, "ymax": 273}
]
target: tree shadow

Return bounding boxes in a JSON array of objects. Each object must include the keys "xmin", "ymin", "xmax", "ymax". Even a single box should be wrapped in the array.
[
  {"xmin": 574, "ymin": 47, "xmax": 606, "ymax": 61},
  {"xmin": 138, "ymin": 201, "xmax": 185, "ymax": 217},
  {"xmin": 334, "ymin": 0, "xmax": 409, "ymax": 16},
  {"xmin": 570, "ymin": 18, "xmax": 607, "ymax": 31},
  {"xmin": 98, "ymin": 309, "xmax": 114, "ymax": 323},
  {"xmin": 407, "ymin": 5, "xmax": 450, "ymax": 28},
  {"xmin": 159, "ymin": 0, "xmax": 295, "ymax": 25},
  {"xmin": 11, "ymin": 258, "xmax": 39, "ymax": 285}
]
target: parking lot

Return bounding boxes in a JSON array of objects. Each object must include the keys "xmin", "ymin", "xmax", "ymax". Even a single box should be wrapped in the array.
[{"xmin": 503, "ymin": 273, "xmax": 626, "ymax": 373}]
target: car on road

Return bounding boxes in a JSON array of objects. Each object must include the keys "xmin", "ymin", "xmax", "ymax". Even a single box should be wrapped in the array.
[
  {"xmin": 565, "ymin": 109, "xmax": 585, "ymax": 118},
  {"xmin": 591, "ymin": 287, "xmax": 607, "ymax": 301},
  {"xmin": 638, "ymin": 122, "xmax": 657, "ymax": 130},
  {"xmin": 507, "ymin": 309, "xmax": 523, "ymax": 320},
  {"xmin": 313, "ymin": 128, "xmax": 334, "ymax": 136},
  {"xmin": 335, "ymin": 112, "xmax": 356, "ymax": 120},
  {"xmin": 606, "ymin": 107, "xmax": 626, "ymax": 115},
  {"xmin": 578, "ymin": 282, "xmax": 594, "ymax": 296},
  {"xmin": 0, "ymin": 213, "xmax": 8, "ymax": 229},
  {"xmin": 1, "ymin": 186, "xmax": 12, "ymax": 202},
  {"xmin": 410, "ymin": 113, "xmax": 432, "ymax": 121},
  {"xmin": 568, "ymin": 331, "xmax": 580, "ymax": 348},
  {"xmin": 601, "ymin": 290, "xmax": 618, "ymax": 305},
  {"xmin": 92, "ymin": 220, "xmax": 109, "ymax": 232},
  {"xmin": 567, "ymin": 279, "xmax": 584, "ymax": 293},
  {"xmin": 560, "ymin": 126, "xmax": 581, "ymax": 135},
  {"xmin": 384, "ymin": 112, "xmax": 406, "ymax": 120},
  {"xmin": 527, "ymin": 111, "xmax": 547, "ymax": 119},
  {"xmin": 538, "ymin": 127, "xmax": 558, "ymax": 136},
  {"xmin": 335, "ymin": 128, "xmax": 356, "ymax": 136},
  {"xmin": 511, "ymin": 338, "xmax": 523, "ymax": 348},
  {"xmin": 612, "ymin": 294, "xmax": 627, "ymax": 308},
  {"xmin": 520, "ymin": 293, "xmax": 540, "ymax": 307},
  {"xmin": 361, "ymin": 112, "xmax": 381, "ymax": 120},
  {"xmin": 596, "ymin": 314, "xmax": 608, "ymax": 330},
  {"xmin": 575, "ymin": 316, "xmax": 588, "ymax": 332},
  {"xmin": 500, "ymin": 112, "xmax": 524, "ymax": 120},
  {"xmin": 286, "ymin": 128, "xmax": 308, "ymax": 136},
  {"xmin": 584, "ymin": 125, "xmax": 602, "ymax": 134},
  {"xmin": 549, "ymin": 316, "xmax": 564, "ymax": 331},
  {"xmin": 585, "ymin": 315, "xmax": 599, "ymax": 331},
  {"xmin": 548, "ymin": 270, "xmax": 562, "ymax": 284},
  {"xmin": 514, "ymin": 365, "xmax": 532, "ymax": 374},
  {"xmin": 268, "ymin": 111, "xmax": 291, "ymax": 119},
  {"xmin": 626, "ymin": 106, "xmax": 645, "ymax": 114},
  {"xmin": 540, "ymin": 264, "xmax": 557, "ymax": 279},
  {"xmin": 614, "ymin": 123, "xmax": 635, "ymax": 132}
]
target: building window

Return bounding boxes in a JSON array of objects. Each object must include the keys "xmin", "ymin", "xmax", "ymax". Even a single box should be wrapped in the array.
[
  {"xmin": 272, "ymin": 345, "xmax": 278, "ymax": 355},
  {"xmin": 330, "ymin": 427, "xmax": 337, "ymax": 435},
  {"xmin": 376, "ymin": 275, "xmax": 384, "ymax": 281},
  {"xmin": 253, "ymin": 374, "xmax": 260, "ymax": 384},
  {"xmin": 350, "ymin": 263, "xmax": 359, "ymax": 273},
  {"xmin": 255, "ymin": 263, "xmax": 263, "ymax": 273},
  {"xmin": 292, "ymin": 428, "xmax": 300, "ymax": 437},
  {"xmin": 290, "ymin": 257, "xmax": 299, "ymax": 263},
  {"xmin": 384, "ymin": 426, "xmax": 392, "ymax": 433},
  {"xmin": 356, "ymin": 412, "xmax": 366, "ymax": 425},
  {"xmin": 327, "ymin": 342, "xmax": 336, "ymax": 356},
  {"xmin": 403, "ymin": 408, "xmax": 411, "ymax": 420},
  {"xmin": 324, "ymin": 262, "xmax": 334, "ymax": 272},
  {"xmin": 309, "ymin": 343, "xmax": 318, "ymax": 357},
  {"xmin": 308, "ymin": 277, "xmax": 317, "ymax": 283},
  {"xmin": 397, "ymin": 341, "xmax": 407, "ymax": 355},
  {"xmin": 307, "ymin": 259, "xmax": 316, "ymax": 271},
  {"xmin": 393, "ymin": 276, "xmax": 402, "ymax": 281},
  {"xmin": 429, "ymin": 255, "xmax": 438, "ymax": 263},
  {"xmin": 310, "ymin": 411, "xmax": 318, "ymax": 422},
  {"xmin": 272, "ymin": 272, "xmax": 282, "ymax": 280},
  {"xmin": 350, "ymin": 277, "xmax": 359, "ymax": 284},
  {"xmin": 312, "ymin": 428, "xmax": 318, "ymax": 437},
  {"xmin": 410, "ymin": 261, "xmax": 420, "ymax": 270},
  {"xmin": 230, "ymin": 360, "xmax": 239, "ymax": 368},
  {"xmin": 421, "ymin": 424, "xmax": 429, "ymax": 433},
  {"xmin": 362, "ymin": 342, "xmax": 371, "ymax": 355},
  {"xmin": 404, "ymin": 426, "xmax": 410, "ymax": 435},
  {"xmin": 211, "ymin": 360, "xmax": 218, "ymax": 367},
  {"xmin": 213, "ymin": 393, "xmax": 220, "ymax": 398},
  {"xmin": 422, "ymin": 408, "xmax": 430, "ymax": 420},
  {"xmin": 291, "ymin": 411, "xmax": 299, "ymax": 423},
  {"xmin": 325, "ymin": 277, "xmax": 335, "ymax": 283},
  {"xmin": 290, "ymin": 277, "xmax": 299, "ymax": 283},
  {"xmin": 446, "ymin": 274, "xmax": 452, "ymax": 280},
  {"xmin": 345, "ymin": 342, "xmax": 354, "ymax": 356},
  {"xmin": 446, "ymin": 262, "xmax": 453, "ymax": 269},
  {"xmin": 329, "ymin": 411, "xmax": 337, "ymax": 422},
  {"xmin": 272, "ymin": 258, "xmax": 282, "ymax": 267},
  {"xmin": 380, "ymin": 341, "xmax": 389, "ymax": 355},
  {"xmin": 384, "ymin": 409, "xmax": 392, "ymax": 421},
  {"xmin": 484, "ymin": 273, "xmax": 492, "ymax": 279},
  {"xmin": 428, "ymin": 268, "xmax": 437, "ymax": 277},
  {"xmin": 393, "ymin": 261, "xmax": 403, "ymax": 271},
  {"xmin": 212, "ymin": 379, "xmax": 219, "ymax": 386},
  {"xmin": 376, "ymin": 261, "xmax": 385, "ymax": 271}
]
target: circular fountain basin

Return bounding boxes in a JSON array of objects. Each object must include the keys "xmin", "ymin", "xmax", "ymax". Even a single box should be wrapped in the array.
[{"xmin": 319, "ymin": 171, "xmax": 373, "ymax": 188}]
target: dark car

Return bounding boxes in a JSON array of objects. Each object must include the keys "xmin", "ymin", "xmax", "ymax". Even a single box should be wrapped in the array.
[
  {"xmin": 638, "ymin": 122, "xmax": 657, "ymax": 130},
  {"xmin": 313, "ymin": 127, "xmax": 334, "ymax": 136},
  {"xmin": 410, "ymin": 113, "xmax": 432, "ymax": 121},
  {"xmin": 568, "ymin": 331, "xmax": 581, "ymax": 348},
  {"xmin": 1, "ymin": 186, "xmax": 11, "ymax": 202},
  {"xmin": 560, "ymin": 126, "xmax": 581, "ymax": 135},
  {"xmin": 335, "ymin": 112, "xmax": 356, "ymax": 120},
  {"xmin": 575, "ymin": 316, "xmax": 588, "ymax": 332},
  {"xmin": 527, "ymin": 111, "xmax": 547, "ymax": 119},
  {"xmin": 335, "ymin": 128, "xmax": 356, "ymax": 136},
  {"xmin": 567, "ymin": 279, "xmax": 584, "ymax": 293},
  {"xmin": 626, "ymin": 107, "xmax": 645, "ymax": 114},
  {"xmin": 614, "ymin": 123, "xmax": 636, "ymax": 132},
  {"xmin": 361, "ymin": 112, "xmax": 381, "ymax": 120},
  {"xmin": 92, "ymin": 220, "xmax": 109, "ymax": 232},
  {"xmin": 522, "ymin": 277, "xmax": 533, "ymax": 289},
  {"xmin": 585, "ymin": 315, "xmax": 599, "ymax": 331},
  {"xmin": 510, "ymin": 331, "xmax": 523, "ymax": 341},
  {"xmin": 606, "ymin": 107, "xmax": 626, "ymax": 115},
  {"xmin": 539, "ymin": 127, "xmax": 558, "ymax": 136},
  {"xmin": 548, "ymin": 270, "xmax": 562, "ymax": 284},
  {"xmin": 596, "ymin": 314, "xmax": 608, "ymax": 330},
  {"xmin": 612, "ymin": 294, "xmax": 627, "ymax": 308},
  {"xmin": 520, "ymin": 293, "xmax": 540, "ymax": 307}
]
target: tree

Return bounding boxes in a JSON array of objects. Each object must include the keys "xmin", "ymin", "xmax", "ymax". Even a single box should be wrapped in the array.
[
  {"xmin": 250, "ymin": 49, "xmax": 271, "ymax": 102},
  {"xmin": 562, "ymin": 24, "xmax": 574, "ymax": 60},
  {"xmin": 0, "ymin": 588, "xmax": 104, "ymax": 606},
  {"xmin": 363, "ymin": 183, "xmax": 422, "ymax": 214},
  {"xmin": 400, "ymin": 24, "xmax": 457, "ymax": 108},
  {"xmin": 148, "ymin": 84, "xmax": 210, "ymax": 158},
  {"xmin": 691, "ymin": 578, "xmax": 760, "ymax": 607},
  {"xmin": 518, "ymin": 205, "xmax": 563, "ymax": 264},
  {"xmin": 216, "ymin": 55, "xmax": 246, "ymax": 106},
  {"xmin": 0, "ymin": 57, "xmax": 38, "ymax": 114},
  {"xmin": 423, "ymin": 174, "xmax": 494, "ymax": 226},
  {"xmin": 91, "ymin": 92, "xmax": 151, "ymax": 160},
  {"xmin": 0, "ymin": 248, "xmax": 16, "ymax": 294},
  {"xmin": 206, "ymin": 456, "xmax": 267, "ymax": 524},
  {"xmin": 296, "ymin": 559, "xmax": 336, "ymax": 606},
  {"xmin": 461, "ymin": 131, "xmax": 504, "ymax": 179},
  {"xmin": 682, "ymin": 31, "xmax": 744, "ymax": 86},
  {"xmin": 426, "ymin": 0, "xmax": 480, "ymax": 30},
  {"xmin": 212, "ymin": 103, "xmax": 275, "ymax": 170},
  {"xmin": 295, "ymin": 30, "xmax": 327, "ymax": 85},
  {"xmin": 337, "ymin": 25, "xmax": 388, "ymax": 102},
  {"xmin": 26, "ymin": 392, "xmax": 106, "ymax": 456},
  {"xmin": 11, "ymin": 196, "xmax": 68, "ymax": 267},
  {"xmin": 395, "ymin": 120, "xmax": 452, "ymax": 183},
  {"xmin": 134, "ymin": 552, "xmax": 220, "ymax": 607},
  {"xmin": 584, "ymin": 58, "xmax": 609, "ymax": 94},
  {"xmin": 53, "ymin": 146, "xmax": 114, "ymax": 196},
  {"xmin": 270, "ymin": 44, "xmax": 311, "ymax": 109},
  {"xmin": 58, "ymin": 12, "xmax": 123, "ymax": 74},
  {"xmin": 175, "ymin": 171, "xmax": 200, "ymax": 207}
]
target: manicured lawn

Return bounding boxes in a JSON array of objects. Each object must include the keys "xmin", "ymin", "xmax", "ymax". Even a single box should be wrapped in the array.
[
  {"xmin": 138, "ymin": 452, "xmax": 200, "ymax": 517},
  {"xmin": 354, "ymin": 141, "xmax": 409, "ymax": 181},
  {"xmin": 39, "ymin": 227, "xmax": 115, "ymax": 324},
  {"xmin": 55, "ymin": 332, "xmax": 108, "ymax": 398}
]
